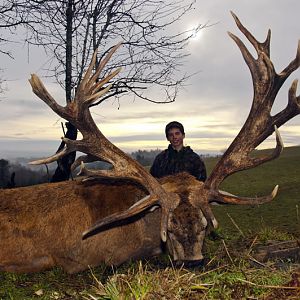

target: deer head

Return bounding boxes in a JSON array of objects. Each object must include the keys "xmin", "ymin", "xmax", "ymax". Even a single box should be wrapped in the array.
[{"xmin": 29, "ymin": 12, "xmax": 300, "ymax": 267}]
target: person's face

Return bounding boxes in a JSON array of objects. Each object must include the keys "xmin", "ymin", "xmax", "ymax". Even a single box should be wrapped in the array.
[{"xmin": 167, "ymin": 127, "xmax": 185, "ymax": 150}]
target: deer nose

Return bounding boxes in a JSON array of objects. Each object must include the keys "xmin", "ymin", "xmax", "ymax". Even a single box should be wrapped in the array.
[{"xmin": 174, "ymin": 259, "xmax": 205, "ymax": 269}]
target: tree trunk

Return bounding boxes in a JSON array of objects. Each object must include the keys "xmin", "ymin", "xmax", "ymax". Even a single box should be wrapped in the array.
[
  {"xmin": 51, "ymin": 0, "xmax": 76, "ymax": 182},
  {"xmin": 51, "ymin": 122, "xmax": 77, "ymax": 183}
]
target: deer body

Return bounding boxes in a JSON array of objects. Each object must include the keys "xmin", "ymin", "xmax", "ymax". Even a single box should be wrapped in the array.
[
  {"xmin": 0, "ymin": 179, "xmax": 162, "ymax": 273},
  {"xmin": 0, "ymin": 174, "xmax": 209, "ymax": 273}
]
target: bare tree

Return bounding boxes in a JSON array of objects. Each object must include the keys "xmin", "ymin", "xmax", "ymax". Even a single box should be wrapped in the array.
[
  {"xmin": 20, "ymin": 0, "xmax": 203, "ymax": 181},
  {"xmin": 24, "ymin": 0, "xmax": 202, "ymax": 103},
  {"xmin": 0, "ymin": 1, "xmax": 33, "ymax": 93}
]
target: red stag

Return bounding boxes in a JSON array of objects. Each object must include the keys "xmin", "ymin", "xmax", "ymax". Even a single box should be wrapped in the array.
[{"xmin": 0, "ymin": 12, "xmax": 299, "ymax": 273}]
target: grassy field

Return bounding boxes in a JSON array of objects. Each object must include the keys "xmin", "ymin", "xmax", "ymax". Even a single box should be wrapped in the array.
[
  {"xmin": 206, "ymin": 146, "xmax": 300, "ymax": 238},
  {"xmin": 1, "ymin": 146, "xmax": 300, "ymax": 299}
]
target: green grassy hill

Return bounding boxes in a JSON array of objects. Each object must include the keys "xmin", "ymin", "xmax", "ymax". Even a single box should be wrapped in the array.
[{"xmin": 204, "ymin": 146, "xmax": 300, "ymax": 237}]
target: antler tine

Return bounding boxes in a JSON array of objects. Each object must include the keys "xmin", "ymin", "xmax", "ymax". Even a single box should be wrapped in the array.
[
  {"xmin": 205, "ymin": 13, "xmax": 300, "ymax": 192},
  {"xmin": 70, "ymin": 154, "xmax": 100, "ymax": 172},
  {"xmin": 29, "ymin": 146, "xmax": 69, "ymax": 165},
  {"xmin": 78, "ymin": 48, "xmax": 98, "ymax": 93},
  {"xmin": 87, "ymin": 43, "xmax": 122, "ymax": 92},
  {"xmin": 84, "ymin": 67, "xmax": 122, "ymax": 106},
  {"xmin": 280, "ymin": 40, "xmax": 300, "ymax": 80},
  {"xmin": 75, "ymin": 47, "xmax": 122, "ymax": 107},
  {"xmin": 29, "ymin": 137, "xmax": 77, "ymax": 165},
  {"xmin": 82, "ymin": 194, "xmax": 160, "ymax": 240},
  {"xmin": 77, "ymin": 161, "xmax": 134, "ymax": 180},
  {"xmin": 84, "ymin": 84, "xmax": 113, "ymax": 106},
  {"xmin": 241, "ymin": 125, "xmax": 283, "ymax": 170},
  {"xmin": 230, "ymin": 11, "xmax": 271, "ymax": 56},
  {"xmin": 89, "ymin": 67, "xmax": 122, "ymax": 96},
  {"xmin": 211, "ymin": 185, "xmax": 279, "ymax": 205},
  {"xmin": 29, "ymin": 74, "xmax": 70, "ymax": 120},
  {"xmin": 271, "ymin": 79, "xmax": 300, "ymax": 131}
]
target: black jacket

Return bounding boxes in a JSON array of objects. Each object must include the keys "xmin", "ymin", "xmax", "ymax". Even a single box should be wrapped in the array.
[{"xmin": 150, "ymin": 145, "xmax": 207, "ymax": 181}]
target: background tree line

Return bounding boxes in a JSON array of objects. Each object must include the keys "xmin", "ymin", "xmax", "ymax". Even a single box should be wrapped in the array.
[
  {"xmin": 0, "ymin": 149, "xmax": 160, "ymax": 188},
  {"xmin": 0, "ymin": 158, "xmax": 49, "ymax": 188},
  {"xmin": 0, "ymin": 149, "xmax": 213, "ymax": 188}
]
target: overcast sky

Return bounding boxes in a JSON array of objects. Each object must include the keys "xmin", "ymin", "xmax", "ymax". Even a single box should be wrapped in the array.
[{"xmin": 0, "ymin": 0, "xmax": 299, "ymax": 159}]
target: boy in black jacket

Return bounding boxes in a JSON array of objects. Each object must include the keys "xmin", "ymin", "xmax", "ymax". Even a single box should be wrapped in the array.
[{"xmin": 150, "ymin": 121, "xmax": 207, "ymax": 181}]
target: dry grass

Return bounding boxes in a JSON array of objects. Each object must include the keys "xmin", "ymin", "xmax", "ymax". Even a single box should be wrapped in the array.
[
  {"xmin": 84, "ymin": 230, "xmax": 300, "ymax": 300},
  {"xmin": 84, "ymin": 261, "xmax": 300, "ymax": 300},
  {"xmin": 1, "ymin": 228, "xmax": 299, "ymax": 299}
]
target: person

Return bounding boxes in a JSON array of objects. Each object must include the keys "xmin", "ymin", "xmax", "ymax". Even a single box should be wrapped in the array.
[{"xmin": 150, "ymin": 121, "xmax": 207, "ymax": 181}]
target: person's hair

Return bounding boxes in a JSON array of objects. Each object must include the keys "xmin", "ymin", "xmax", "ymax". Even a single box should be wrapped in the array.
[{"xmin": 165, "ymin": 121, "xmax": 185, "ymax": 138}]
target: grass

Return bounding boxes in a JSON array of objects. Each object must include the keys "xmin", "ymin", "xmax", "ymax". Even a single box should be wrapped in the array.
[
  {"xmin": 1, "ymin": 146, "xmax": 300, "ymax": 299},
  {"xmin": 84, "ymin": 228, "xmax": 300, "ymax": 299},
  {"xmin": 2, "ymin": 234, "xmax": 299, "ymax": 299},
  {"xmin": 206, "ymin": 146, "xmax": 300, "ymax": 238}
]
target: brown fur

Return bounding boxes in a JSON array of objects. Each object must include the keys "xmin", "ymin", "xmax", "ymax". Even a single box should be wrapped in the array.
[
  {"xmin": 0, "ymin": 173, "xmax": 208, "ymax": 273},
  {"xmin": 0, "ymin": 179, "xmax": 161, "ymax": 273}
]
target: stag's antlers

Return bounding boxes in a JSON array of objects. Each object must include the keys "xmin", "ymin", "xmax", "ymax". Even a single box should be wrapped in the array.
[{"xmin": 204, "ymin": 12, "xmax": 300, "ymax": 202}]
